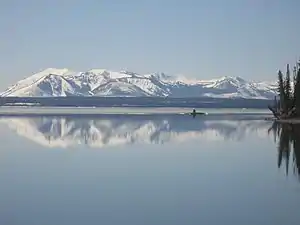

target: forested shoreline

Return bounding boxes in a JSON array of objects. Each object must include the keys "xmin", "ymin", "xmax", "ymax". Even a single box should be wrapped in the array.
[{"xmin": 269, "ymin": 61, "xmax": 300, "ymax": 119}]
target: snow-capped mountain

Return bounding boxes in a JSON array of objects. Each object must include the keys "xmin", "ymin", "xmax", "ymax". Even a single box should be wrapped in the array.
[
  {"xmin": 1, "ymin": 68, "xmax": 277, "ymax": 99},
  {"xmin": 0, "ymin": 115, "xmax": 272, "ymax": 148}
]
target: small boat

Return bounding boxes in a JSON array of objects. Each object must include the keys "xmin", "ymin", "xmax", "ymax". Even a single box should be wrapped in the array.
[
  {"xmin": 189, "ymin": 109, "xmax": 207, "ymax": 117},
  {"xmin": 190, "ymin": 112, "xmax": 206, "ymax": 116}
]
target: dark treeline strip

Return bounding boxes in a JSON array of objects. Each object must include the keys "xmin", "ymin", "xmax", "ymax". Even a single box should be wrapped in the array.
[{"xmin": 0, "ymin": 96, "xmax": 272, "ymax": 108}]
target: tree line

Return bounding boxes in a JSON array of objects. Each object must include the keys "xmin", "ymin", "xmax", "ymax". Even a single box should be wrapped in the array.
[{"xmin": 269, "ymin": 61, "xmax": 300, "ymax": 119}]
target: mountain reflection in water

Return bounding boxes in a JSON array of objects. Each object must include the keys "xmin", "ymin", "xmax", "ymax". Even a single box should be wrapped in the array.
[{"xmin": 0, "ymin": 114, "xmax": 271, "ymax": 148}]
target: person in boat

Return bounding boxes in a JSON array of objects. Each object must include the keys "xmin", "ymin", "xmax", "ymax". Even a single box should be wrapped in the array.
[{"xmin": 192, "ymin": 108, "xmax": 196, "ymax": 118}]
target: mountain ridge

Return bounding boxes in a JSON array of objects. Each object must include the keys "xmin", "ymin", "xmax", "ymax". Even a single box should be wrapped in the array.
[{"xmin": 1, "ymin": 68, "xmax": 277, "ymax": 99}]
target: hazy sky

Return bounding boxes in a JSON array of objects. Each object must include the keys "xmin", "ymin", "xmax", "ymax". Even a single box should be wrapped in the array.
[{"xmin": 1, "ymin": 0, "xmax": 300, "ymax": 90}]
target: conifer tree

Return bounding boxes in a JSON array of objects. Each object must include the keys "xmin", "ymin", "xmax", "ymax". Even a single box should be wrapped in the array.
[
  {"xmin": 273, "ymin": 60, "xmax": 300, "ymax": 118},
  {"xmin": 295, "ymin": 66, "xmax": 300, "ymax": 115},
  {"xmin": 293, "ymin": 66, "xmax": 297, "ymax": 102},
  {"xmin": 284, "ymin": 64, "xmax": 292, "ymax": 110},
  {"xmin": 278, "ymin": 70, "xmax": 285, "ymax": 112}
]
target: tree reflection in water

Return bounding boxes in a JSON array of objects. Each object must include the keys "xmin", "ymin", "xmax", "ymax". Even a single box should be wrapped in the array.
[{"xmin": 269, "ymin": 122, "xmax": 300, "ymax": 180}]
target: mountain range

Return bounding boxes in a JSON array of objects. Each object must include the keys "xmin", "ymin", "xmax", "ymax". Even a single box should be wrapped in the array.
[
  {"xmin": 0, "ymin": 115, "xmax": 272, "ymax": 148},
  {"xmin": 1, "ymin": 68, "xmax": 277, "ymax": 99}
]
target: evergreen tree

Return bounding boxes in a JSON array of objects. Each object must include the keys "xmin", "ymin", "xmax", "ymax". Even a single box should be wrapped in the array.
[
  {"xmin": 272, "ymin": 60, "xmax": 300, "ymax": 118},
  {"xmin": 293, "ymin": 66, "xmax": 297, "ymax": 102},
  {"xmin": 284, "ymin": 64, "xmax": 292, "ymax": 110},
  {"xmin": 295, "ymin": 67, "xmax": 300, "ymax": 115},
  {"xmin": 278, "ymin": 70, "xmax": 285, "ymax": 112}
]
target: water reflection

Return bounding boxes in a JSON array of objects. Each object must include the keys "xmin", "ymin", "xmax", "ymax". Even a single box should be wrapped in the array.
[
  {"xmin": 0, "ymin": 114, "xmax": 271, "ymax": 148},
  {"xmin": 269, "ymin": 122, "xmax": 300, "ymax": 180}
]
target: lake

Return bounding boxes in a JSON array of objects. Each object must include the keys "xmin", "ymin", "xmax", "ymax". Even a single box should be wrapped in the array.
[{"xmin": 0, "ymin": 108, "xmax": 300, "ymax": 225}]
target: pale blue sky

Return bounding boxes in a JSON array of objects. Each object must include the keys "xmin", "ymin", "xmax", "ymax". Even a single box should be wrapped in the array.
[{"xmin": 0, "ymin": 0, "xmax": 300, "ymax": 90}]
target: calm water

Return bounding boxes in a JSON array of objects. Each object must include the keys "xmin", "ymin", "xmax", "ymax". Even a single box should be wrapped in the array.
[
  {"xmin": 0, "ymin": 106, "xmax": 270, "ymax": 115},
  {"xmin": 0, "ymin": 111, "xmax": 300, "ymax": 225}
]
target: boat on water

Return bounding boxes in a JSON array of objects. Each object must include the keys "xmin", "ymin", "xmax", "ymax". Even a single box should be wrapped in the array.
[
  {"xmin": 0, "ymin": 106, "xmax": 207, "ymax": 117},
  {"xmin": 190, "ymin": 109, "xmax": 207, "ymax": 117},
  {"xmin": 190, "ymin": 112, "xmax": 206, "ymax": 115}
]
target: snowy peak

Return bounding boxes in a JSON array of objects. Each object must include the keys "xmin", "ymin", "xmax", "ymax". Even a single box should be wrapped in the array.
[
  {"xmin": 205, "ymin": 76, "xmax": 247, "ymax": 88},
  {"xmin": 1, "ymin": 68, "xmax": 74, "ymax": 97},
  {"xmin": 1, "ymin": 68, "xmax": 277, "ymax": 99}
]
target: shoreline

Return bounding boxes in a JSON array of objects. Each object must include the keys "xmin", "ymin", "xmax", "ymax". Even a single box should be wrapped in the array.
[
  {"xmin": 0, "ymin": 107, "xmax": 271, "ymax": 118},
  {"xmin": 265, "ymin": 117, "xmax": 300, "ymax": 124}
]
